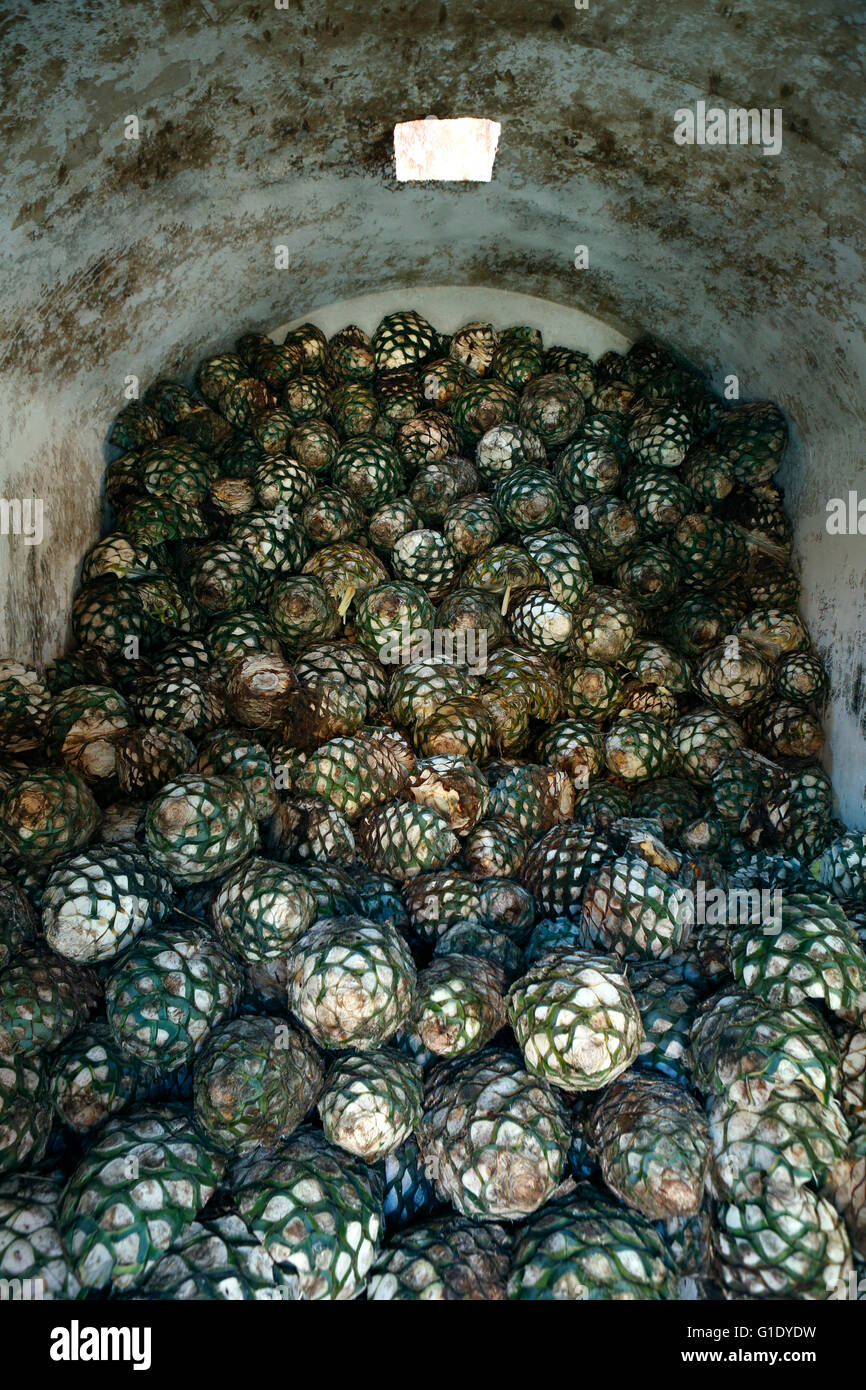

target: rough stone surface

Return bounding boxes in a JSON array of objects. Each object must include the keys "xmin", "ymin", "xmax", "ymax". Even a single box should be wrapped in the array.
[{"xmin": 0, "ymin": 0, "xmax": 863, "ymax": 825}]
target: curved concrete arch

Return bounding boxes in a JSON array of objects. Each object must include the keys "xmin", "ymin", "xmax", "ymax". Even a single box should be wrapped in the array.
[{"xmin": 0, "ymin": 0, "xmax": 863, "ymax": 823}]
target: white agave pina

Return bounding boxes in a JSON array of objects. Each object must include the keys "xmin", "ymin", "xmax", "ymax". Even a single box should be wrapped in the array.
[
  {"xmin": 695, "ymin": 638, "xmax": 774, "ymax": 712},
  {"xmin": 265, "ymin": 792, "xmax": 356, "ymax": 866},
  {"xmin": 406, "ymin": 755, "xmax": 490, "ymax": 834},
  {"xmin": 0, "ymin": 946, "xmax": 100, "ymax": 1058},
  {"xmin": 841, "ymin": 1028, "xmax": 866, "ymax": 1117},
  {"xmin": 417, "ymin": 1046, "xmax": 570, "ymax": 1220},
  {"xmin": 462, "ymin": 819, "xmax": 529, "ymax": 880},
  {"xmin": 687, "ymin": 987, "xmax": 841, "ymax": 1107},
  {"xmin": 356, "ymin": 800, "xmax": 460, "ymax": 880},
  {"xmin": 486, "ymin": 763, "xmax": 574, "ymax": 838},
  {"xmin": 626, "ymin": 397, "xmax": 693, "ymax": 469},
  {"xmin": 0, "ymin": 769, "xmax": 99, "ymax": 866},
  {"xmin": 317, "ymin": 1049, "xmax": 423, "ymax": 1161},
  {"xmin": 286, "ymin": 916, "xmax": 416, "ymax": 1050},
  {"xmin": 60, "ymin": 1104, "xmax": 226, "ymax": 1292},
  {"xmin": 224, "ymin": 650, "xmax": 296, "ymax": 729},
  {"xmin": 482, "ymin": 646, "xmax": 560, "ymax": 723},
  {"xmin": 733, "ymin": 604, "xmax": 809, "ymax": 660},
  {"xmin": 115, "ymin": 725, "xmax": 197, "ymax": 798},
  {"xmin": 209, "ymin": 857, "xmax": 316, "ymax": 962},
  {"xmin": 373, "ymin": 309, "xmax": 437, "ymax": 371},
  {"xmin": 132, "ymin": 1214, "xmax": 292, "ymax": 1301},
  {"xmin": 47, "ymin": 1018, "xmax": 140, "ymax": 1132},
  {"xmin": 408, "ymin": 455, "xmax": 475, "ymax": 521},
  {"xmin": 671, "ymin": 707, "xmax": 744, "ymax": 784},
  {"xmin": 573, "ymin": 586, "xmax": 638, "ymax": 663},
  {"xmin": 391, "ymin": 527, "xmax": 460, "ymax": 599},
  {"xmin": 367, "ymin": 1214, "xmax": 511, "ymax": 1300},
  {"xmin": 294, "ymin": 733, "xmax": 408, "ymax": 820},
  {"xmin": 44, "ymin": 683, "xmax": 133, "ymax": 787},
  {"xmin": 453, "ymin": 377, "xmax": 518, "ymax": 452},
  {"xmin": 144, "ymin": 774, "xmax": 258, "ymax": 884},
  {"xmin": 41, "ymin": 841, "xmax": 174, "ymax": 963},
  {"xmin": 0, "ymin": 1052, "xmax": 53, "ymax": 1174},
  {"xmin": 713, "ymin": 1182, "xmax": 853, "ymax": 1300},
  {"xmin": 706, "ymin": 1083, "xmax": 850, "ymax": 1201},
  {"xmin": 507, "ymin": 949, "xmax": 644, "ymax": 1091},
  {"xmin": 520, "ymin": 823, "xmax": 611, "ymax": 919},
  {"xmin": 0, "ymin": 1172, "xmax": 81, "ymax": 1299},
  {"xmin": 104, "ymin": 923, "xmax": 242, "ymax": 1066},
  {"xmin": 414, "ymin": 695, "xmax": 493, "ymax": 763},
  {"xmin": 230, "ymin": 1127, "xmax": 382, "ymax": 1299},
  {"xmin": 604, "ymin": 712, "xmax": 675, "ymax": 782},
  {"xmin": 475, "ymin": 421, "xmax": 541, "ymax": 481},
  {"xmin": 581, "ymin": 853, "xmax": 693, "ymax": 962},
  {"xmin": 0, "ymin": 659, "xmax": 52, "ymax": 754},
  {"xmin": 518, "ymin": 372, "xmax": 585, "ymax": 448},
  {"xmin": 814, "ymin": 830, "xmax": 866, "ymax": 901},
  {"xmin": 192, "ymin": 728, "xmax": 278, "ymax": 821},
  {"xmin": 387, "ymin": 655, "xmax": 475, "ymax": 728},
  {"xmin": 134, "ymin": 671, "xmax": 226, "ymax": 736},
  {"xmin": 535, "ymin": 717, "xmax": 605, "ymax": 786},
  {"xmin": 409, "ymin": 953, "xmax": 508, "ymax": 1058},
  {"xmin": 570, "ymin": 683, "xmax": 634, "ymax": 752},
  {"xmin": 728, "ymin": 892, "xmax": 866, "ymax": 1021},
  {"xmin": 826, "ymin": 1121, "xmax": 866, "ymax": 1259},
  {"xmin": 401, "ymin": 870, "xmax": 487, "ymax": 942},
  {"xmin": 508, "ymin": 1188, "xmax": 676, "ymax": 1300},
  {"xmin": 587, "ymin": 1069, "xmax": 711, "ymax": 1220},
  {"xmin": 442, "ymin": 496, "xmax": 502, "ymax": 561},
  {"xmin": 397, "ymin": 409, "xmax": 460, "ymax": 468},
  {"xmin": 193, "ymin": 1014, "xmax": 324, "ymax": 1154}
]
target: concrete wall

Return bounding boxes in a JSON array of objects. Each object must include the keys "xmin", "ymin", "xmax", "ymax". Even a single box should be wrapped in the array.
[{"xmin": 1, "ymin": 0, "xmax": 863, "ymax": 825}]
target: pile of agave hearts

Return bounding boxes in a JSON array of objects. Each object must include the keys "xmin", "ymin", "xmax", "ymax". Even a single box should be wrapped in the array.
[{"xmin": 0, "ymin": 310, "xmax": 864, "ymax": 1300}]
